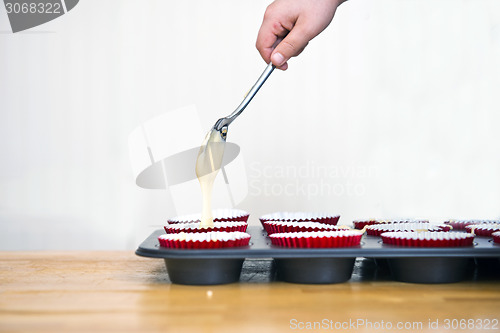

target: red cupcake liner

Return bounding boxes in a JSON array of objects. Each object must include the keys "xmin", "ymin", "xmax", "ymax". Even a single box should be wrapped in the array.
[
  {"xmin": 158, "ymin": 231, "xmax": 251, "ymax": 249},
  {"xmin": 262, "ymin": 221, "xmax": 349, "ymax": 235},
  {"xmin": 353, "ymin": 220, "xmax": 379, "ymax": 230},
  {"xmin": 443, "ymin": 220, "xmax": 499, "ymax": 230},
  {"xmin": 167, "ymin": 209, "xmax": 250, "ymax": 224},
  {"xmin": 352, "ymin": 219, "xmax": 429, "ymax": 230},
  {"xmin": 259, "ymin": 212, "xmax": 340, "ymax": 226},
  {"xmin": 164, "ymin": 221, "xmax": 248, "ymax": 234},
  {"xmin": 444, "ymin": 220, "xmax": 475, "ymax": 230},
  {"xmin": 269, "ymin": 231, "xmax": 362, "ymax": 248},
  {"xmin": 465, "ymin": 224, "xmax": 500, "ymax": 237},
  {"xmin": 366, "ymin": 223, "xmax": 450, "ymax": 237},
  {"xmin": 492, "ymin": 231, "xmax": 500, "ymax": 244},
  {"xmin": 381, "ymin": 231, "xmax": 474, "ymax": 247}
]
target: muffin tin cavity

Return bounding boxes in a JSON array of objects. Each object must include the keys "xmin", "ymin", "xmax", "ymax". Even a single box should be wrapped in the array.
[{"xmin": 137, "ymin": 226, "xmax": 500, "ymax": 285}]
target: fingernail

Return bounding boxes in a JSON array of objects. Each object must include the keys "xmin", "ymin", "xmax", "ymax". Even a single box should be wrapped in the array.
[{"xmin": 271, "ymin": 52, "xmax": 285, "ymax": 66}]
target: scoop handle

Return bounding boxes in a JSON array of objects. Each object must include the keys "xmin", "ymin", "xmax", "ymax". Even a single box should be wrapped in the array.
[{"xmin": 215, "ymin": 62, "xmax": 275, "ymax": 130}]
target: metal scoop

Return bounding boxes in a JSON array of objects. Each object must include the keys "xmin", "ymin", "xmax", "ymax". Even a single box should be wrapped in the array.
[
  {"xmin": 213, "ymin": 62, "xmax": 275, "ymax": 140},
  {"xmin": 195, "ymin": 62, "xmax": 275, "ymax": 215}
]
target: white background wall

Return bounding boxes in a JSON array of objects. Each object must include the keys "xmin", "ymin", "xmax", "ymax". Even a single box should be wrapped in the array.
[{"xmin": 1, "ymin": 0, "xmax": 499, "ymax": 250}]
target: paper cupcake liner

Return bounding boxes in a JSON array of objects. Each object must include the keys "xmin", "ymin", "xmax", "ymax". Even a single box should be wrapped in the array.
[
  {"xmin": 492, "ymin": 231, "xmax": 500, "ymax": 244},
  {"xmin": 167, "ymin": 209, "xmax": 250, "ymax": 224},
  {"xmin": 259, "ymin": 212, "xmax": 340, "ymax": 226},
  {"xmin": 444, "ymin": 220, "xmax": 500, "ymax": 230},
  {"xmin": 158, "ymin": 231, "xmax": 251, "ymax": 249},
  {"xmin": 269, "ymin": 231, "xmax": 362, "ymax": 248},
  {"xmin": 164, "ymin": 221, "xmax": 248, "ymax": 234},
  {"xmin": 263, "ymin": 221, "xmax": 350, "ymax": 235},
  {"xmin": 352, "ymin": 219, "xmax": 429, "ymax": 230},
  {"xmin": 366, "ymin": 223, "xmax": 451, "ymax": 237},
  {"xmin": 353, "ymin": 220, "xmax": 379, "ymax": 230},
  {"xmin": 381, "ymin": 231, "xmax": 474, "ymax": 247},
  {"xmin": 465, "ymin": 224, "xmax": 500, "ymax": 237}
]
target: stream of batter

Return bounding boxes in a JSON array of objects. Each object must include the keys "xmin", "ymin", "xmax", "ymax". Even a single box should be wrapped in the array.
[{"xmin": 195, "ymin": 128, "xmax": 227, "ymax": 228}]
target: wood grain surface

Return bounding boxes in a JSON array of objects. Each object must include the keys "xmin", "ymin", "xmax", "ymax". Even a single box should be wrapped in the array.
[{"xmin": 1, "ymin": 252, "xmax": 499, "ymax": 333}]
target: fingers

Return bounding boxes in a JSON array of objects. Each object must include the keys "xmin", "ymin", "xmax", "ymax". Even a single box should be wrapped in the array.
[
  {"xmin": 278, "ymin": 61, "xmax": 288, "ymax": 71},
  {"xmin": 256, "ymin": 9, "xmax": 312, "ymax": 71},
  {"xmin": 255, "ymin": 32, "xmax": 275, "ymax": 65},
  {"xmin": 256, "ymin": 0, "xmax": 342, "ymax": 70},
  {"xmin": 256, "ymin": 14, "xmax": 290, "ymax": 65},
  {"xmin": 270, "ymin": 21, "xmax": 310, "ymax": 69}
]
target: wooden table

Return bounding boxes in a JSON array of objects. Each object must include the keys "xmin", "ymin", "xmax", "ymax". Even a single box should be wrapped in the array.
[{"xmin": 1, "ymin": 252, "xmax": 499, "ymax": 332}]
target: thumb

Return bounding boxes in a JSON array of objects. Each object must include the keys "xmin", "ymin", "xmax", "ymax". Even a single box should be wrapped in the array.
[{"xmin": 270, "ymin": 23, "xmax": 311, "ymax": 68}]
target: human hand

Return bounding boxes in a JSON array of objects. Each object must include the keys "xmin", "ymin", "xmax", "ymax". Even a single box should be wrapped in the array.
[{"xmin": 256, "ymin": 0, "xmax": 345, "ymax": 70}]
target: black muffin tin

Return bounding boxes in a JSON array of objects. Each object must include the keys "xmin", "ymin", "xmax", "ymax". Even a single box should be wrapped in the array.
[{"xmin": 136, "ymin": 226, "xmax": 500, "ymax": 285}]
